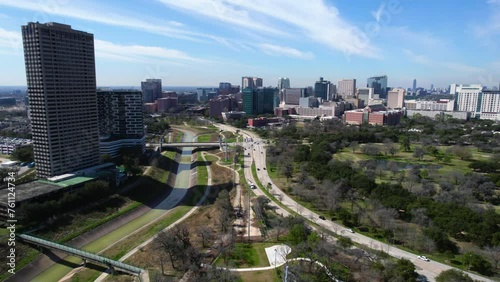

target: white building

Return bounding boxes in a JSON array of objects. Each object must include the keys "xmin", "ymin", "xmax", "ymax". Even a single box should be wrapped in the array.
[
  {"xmin": 404, "ymin": 99, "xmax": 454, "ymax": 111},
  {"xmin": 450, "ymin": 84, "xmax": 500, "ymax": 120}
]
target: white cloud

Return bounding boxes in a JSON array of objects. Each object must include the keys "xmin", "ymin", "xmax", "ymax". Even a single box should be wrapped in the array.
[
  {"xmin": 0, "ymin": 0, "xmax": 222, "ymax": 42},
  {"xmin": 0, "ymin": 13, "xmax": 10, "ymax": 19},
  {"xmin": 386, "ymin": 27, "xmax": 444, "ymax": 50},
  {"xmin": 404, "ymin": 49, "xmax": 484, "ymax": 73},
  {"xmin": 94, "ymin": 40, "xmax": 210, "ymax": 64},
  {"xmin": 372, "ymin": 3, "xmax": 385, "ymax": 22},
  {"xmin": 0, "ymin": 28, "xmax": 22, "ymax": 54},
  {"xmin": 469, "ymin": 0, "xmax": 500, "ymax": 44},
  {"xmin": 157, "ymin": 0, "xmax": 380, "ymax": 58},
  {"xmin": 258, "ymin": 43, "xmax": 314, "ymax": 59}
]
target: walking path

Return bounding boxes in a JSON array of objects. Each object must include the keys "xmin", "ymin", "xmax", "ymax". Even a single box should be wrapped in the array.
[{"xmin": 94, "ymin": 151, "xmax": 213, "ymax": 282}]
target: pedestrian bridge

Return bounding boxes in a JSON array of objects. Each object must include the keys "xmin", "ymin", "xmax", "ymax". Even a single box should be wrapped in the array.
[
  {"xmin": 150, "ymin": 142, "xmax": 222, "ymax": 147},
  {"xmin": 19, "ymin": 234, "xmax": 145, "ymax": 277}
]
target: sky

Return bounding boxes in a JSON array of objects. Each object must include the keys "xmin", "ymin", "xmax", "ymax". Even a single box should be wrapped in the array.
[{"xmin": 0, "ymin": 0, "xmax": 499, "ymax": 89}]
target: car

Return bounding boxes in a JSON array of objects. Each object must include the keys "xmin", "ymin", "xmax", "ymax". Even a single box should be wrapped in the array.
[
  {"xmin": 257, "ymin": 168, "xmax": 260, "ymax": 171},
  {"xmin": 263, "ymin": 167, "xmax": 266, "ymax": 170},
  {"xmin": 417, "ymin": 255, "xmax": 430, "ymax": 262},
  {"xmin": 236, "ymin": 212, "xmax": 243, "ymax": 217},
  {"xmin": 319, "ymin": 216, "xmax": 326, "ymax": 220},
  {"xmin": 261, "ymin": 151, "xmax": 263, "ymax": 154},
  {"xmin": 347, "ymin": 228, "xmax": 354, "ymax": 233},
  {"xmin": 20, "ymin": 162, "xmax": 26, "ymax": 166}
]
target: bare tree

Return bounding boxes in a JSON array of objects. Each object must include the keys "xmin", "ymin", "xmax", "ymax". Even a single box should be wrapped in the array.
[{"xmin": 197, "ymin": 226, "xmax": 212, "ymax": 248}]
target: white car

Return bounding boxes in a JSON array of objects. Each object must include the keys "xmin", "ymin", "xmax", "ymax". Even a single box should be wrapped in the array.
[
  {"xmin": 347, "ymin": 229, "xmax": 354, "ymax": 233},
  {"xmin": 417, "ymin": 255, "xmax": 430, "ymax": 262}
]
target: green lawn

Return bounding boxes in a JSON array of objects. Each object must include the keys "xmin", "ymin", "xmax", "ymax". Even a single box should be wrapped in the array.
[{"xmin": 215, "ymin": 243, "xmax": 276, "ymax": 267}]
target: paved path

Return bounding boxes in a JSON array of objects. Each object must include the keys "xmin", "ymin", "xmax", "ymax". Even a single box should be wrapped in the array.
[
  {"xmin": 216, "ymin": 124, "xmax": 494, "ymax": 282},
  {"xmin": 94, "ymin": 151, "xmax": 214, "ymax": 282}
]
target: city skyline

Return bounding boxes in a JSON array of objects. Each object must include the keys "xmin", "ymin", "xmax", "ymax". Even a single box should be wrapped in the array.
[{"xmin": 0, "ymin": 0, "xmax": 499, "ymax": 88}]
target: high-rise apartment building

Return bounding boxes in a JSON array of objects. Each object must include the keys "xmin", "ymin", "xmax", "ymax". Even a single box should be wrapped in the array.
[
  {"xmin": 387, "ymin": 88, "xmax": 405, "ymax": 109},
  {"xmin": 367, "ymin": 75, "xmax": 388, "ymax": 98},
  {"xmin": 338, "ymin": 79, "xmax": 356, "ymax": 98},
  {"xmin": 278, "ymin": 77, "xmax": 290, "ymax": 90},
  {"xmin": 22, "ymin": 22, "xmax": 100, "ymax": 178},
  {"xmin": 242, "ymin": 77, "xmax": 263, "ymax": 89},
  {"xmin": 97, "ymin": 89, "xmax": 145, "ymax": 157},
  {"xmin": 141, "ymin": 79, "xmax": 162, "ymax": 103}
]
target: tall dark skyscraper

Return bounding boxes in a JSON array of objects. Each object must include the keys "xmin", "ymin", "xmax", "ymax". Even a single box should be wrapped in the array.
[
  {"xmin": 314, "ymin": 77, "xmax": 332, "ymax": 100},
  {"xmin": 22, "ymin": 22, "xmax": 100, "ymax": 178},
  {"xmin": 141, "ymin": 79, "xmax": 162, "ymax": 103},
  {"xmin": 367, "ymin": 75, "xmax": 388, "ymax": 98},
  {"xmin": 412, "ymin": 79, "xmax": 417, "ymax": 93}
]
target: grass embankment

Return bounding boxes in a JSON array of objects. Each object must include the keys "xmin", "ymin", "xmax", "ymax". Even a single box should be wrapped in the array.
[
  {"xmin": 73, "ymin": 152, "xmax": 209, "ymax": 281},
  {"xmin": 0, "ymin": 151, "xmax": 176, "ymax": 281}
]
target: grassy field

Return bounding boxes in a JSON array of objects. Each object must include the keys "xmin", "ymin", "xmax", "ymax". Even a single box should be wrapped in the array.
[
  {"xmin": 215, "ymin": 242, "xmax": 276, "ymax": 268},
  {"xmin": 239, "ymin": 269, "xmax": 281, "ymax": 282}
]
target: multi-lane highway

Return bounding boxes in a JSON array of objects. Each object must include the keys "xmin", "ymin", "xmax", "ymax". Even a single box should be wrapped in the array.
[{"xmin": 215, "ymin": 123, "xmax": 493, "ymax": 282}]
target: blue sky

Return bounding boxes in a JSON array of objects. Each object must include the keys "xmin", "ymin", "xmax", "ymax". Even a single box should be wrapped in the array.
[{"xmin": 0, "ymin": 0, "xmax": 499, "ymax": 89}]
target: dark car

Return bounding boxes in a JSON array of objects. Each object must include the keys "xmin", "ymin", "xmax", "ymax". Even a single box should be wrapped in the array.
[{"xmin": 319, "ymin": 216, "xmax": 326, "ymax": 220}]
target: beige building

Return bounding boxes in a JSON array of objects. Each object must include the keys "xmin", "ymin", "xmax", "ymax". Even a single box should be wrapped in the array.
[
  {"xmin": 387, "ymin": 88, "xmax": 405, "ymax": 109},
  {"xmin": 338, "ymin": 79, "xmax": 356, "ymax": 98}
]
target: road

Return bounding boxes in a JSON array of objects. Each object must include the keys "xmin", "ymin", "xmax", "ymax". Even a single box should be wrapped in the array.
[
  {"xmin": 11, "ymin": 129, "xmax": 197, "ymax": 282},
  {"xmin": 215, "ymin": 123, "xmax": 493, "ymax": 282}
]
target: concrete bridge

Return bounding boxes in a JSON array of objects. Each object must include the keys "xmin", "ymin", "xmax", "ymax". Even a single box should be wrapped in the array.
[
  {"xmin": 19, "ymin": 234, "xmax": 146, "ymax": 279},
  {"xmin": 147, "ymin": 142, "xmax": 222, "ymax": 148}
]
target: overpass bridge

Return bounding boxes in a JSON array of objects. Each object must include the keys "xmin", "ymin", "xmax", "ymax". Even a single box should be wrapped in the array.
[
  {"xmin": 147, "ymin": 142, "xmax": 222, "ymax": 148},
  {"xmin": 18, "ymin": 234, "xmax": 146, "ymax": 278}
]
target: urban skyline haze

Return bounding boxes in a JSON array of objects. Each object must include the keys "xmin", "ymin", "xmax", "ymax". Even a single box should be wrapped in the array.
[{"xmin": 0, "ymin": 0, "xmax": 499, "ymax": 89}]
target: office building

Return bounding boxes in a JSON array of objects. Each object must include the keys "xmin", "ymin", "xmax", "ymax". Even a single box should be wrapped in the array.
[
  {"xmin": 387, "ymin": 88, "xmax": 405, "ymax": 109},
  {"xmin": 299, "ymin": 97, "xmax": 320, "ymax": 108},
  {"xmin": 404, "ymin": 99, "xmax": 454, "ymax": 111},
  {"xmin": 338, "ymin": 79, "xmax": 356, "ymax": 98},
  {"xmin": 97, "ymin": 89, "xmax": 145, "ymax": 157},
  {"xmin": 141, "ymin": 79, "xmax": 162, "ymax": 103},
  {"xmin": 242, "ymin": 87, "xmax": 276, "ymax": 115},
  {"xmin": 157, "ymin": 97, "xmax": 178, "ymax": 113},
  {"xmin": 412, "ymin": 79, "xmax": 417, "ymax": 94},
  {"xmin": 22, "ymin": 22, "xmax": 100, "ymax": 178},
  {"xmin": 282, "ymin": 88, "xmax": 309, "ymax": 105},
  {"xmin": 209, "ymin": 95, "xmax": 235, "ymax": 118},
  {"xmin": 278, "ymin": 77, "xmax": 291, "ymax": 90},
  {"xmin": 314, "ymin": 77, "xmax": 333, "ymax": 100},
  {"xmin": 219, "ymin": 82, "xmax": 240, "ymax": 96},
  {"xmin": 367, "ymin": 75, "xmax": 388, "ymax": 98},
  {"xmin": 242, "ymin": 77, "xmax": 263, "ymax": 90},
  {"xmin": 356, "ymin": 88, "xmax": 374, "ymax": 107},
  {"xmin": 344, "ymin": 104, "xmax": 402, "ymax": 125}
]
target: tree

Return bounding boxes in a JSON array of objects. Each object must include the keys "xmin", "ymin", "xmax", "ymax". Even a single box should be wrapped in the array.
[
  {"xmin": 338, "ymin": 236, "xmax": 353, "ymax": 249},
  {"xmin": 399, "ymin": 135, "xmax": 411, "ymax": 152},
  {"xmin": 349, "ymin": 141, "xmax": 359, "ymax": 153},
  {"xmin": 10, "ymin": 145, "xmax": 34, "ymax": 162},
  {"xmin": 394, "ymin": 258, "xmax": 418, "ymax": 281},
  {"xmin": 283, "ymin": 162, "xmax": 293, "ymax": 181},
  {"xmin": 197, "ymin": 226, "xmax": 212, "ymax": 248},
  {"xmin": 452, "ymin": 146, "xmax": 472, "ymax": 160},
  {"xmin": 483, "ymin": 246, "xmax": 500, "ymax": 270},
  {"xmin": 413, "ymin": 146, "xmax": 426, "ymax": 160},
  {"xmin": 294, "ymin": 145, "xmax": 311, "ymax": 162},
  {"xmin": 463, "ymin": 252, "xmax": 493, "ymax": 275},
  {"xmin": 436, "ymin": 269, "xmax": 473, "ymax": 282}
]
